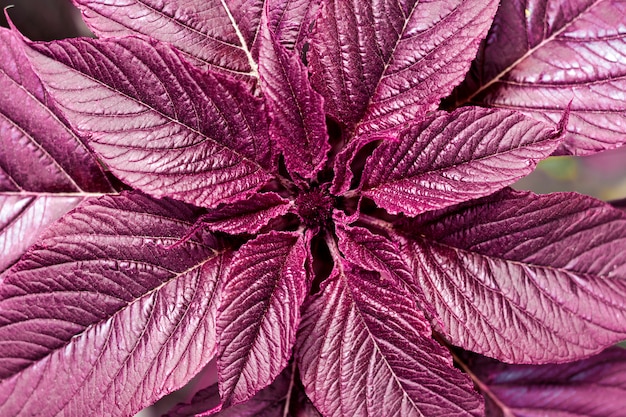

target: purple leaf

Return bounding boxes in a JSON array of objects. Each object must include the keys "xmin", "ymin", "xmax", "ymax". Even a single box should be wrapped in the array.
[
  {"xmin": 0, "ymin": 192, "xmax": 228, "ymax": 416},
  {"xmin": 259, "ymin": 22, "xmax": 329, "ymax": 179},
  {"xmin": 467, "ymin": 347, "xmax": 626, "ymax": 417},
  {"xmin": 168, "ymin": 364, "xmax": 321, "ymax": 417},
  {"xmin": 0, "ymin": 195, "xmax": 82, "ymax": 275},
  {"xmin": 359, "ymin": 108, "xmax": 562, "ymax": 216},
  {"xmin": 72, "ymin": 0, "xmax": 263, "ymax": 80},
  {"xmin": 217, "ymin": 231, "xmax": 308, "ymax": 406},
  {"xmin": 329, "ymin": 135, "xmax": 379, "ymax": 195},
  {"xmin": 334, "ymin": 219, "xmax": 435, "ymax": 320},
  {"xmin": 296, "ymin": 258, "xmax": 483, "ymax": 417},
  {"xmin": 0, "ymin": 28, "xmax": 112, "ymax": 274},
  {"xmin": 23, "ymin": 35, "xmax": 277, "ymax": 209},
  {"xmin": 308, "ymin": 0, "xmax": 499, "ymax": 137},
  {"xmin": 395, "ymin": 188, "xmax": 626, "ymax": 363},
  {"xmin": 267, "ymin": 0, "xmax": 321, "ymax": 51},
  {"xmin": 197, "ymin": 192, "xmax": 292, "ymax": 235},
  {"xmin": 452, "ymin": 0, "xmax": 626, "ymax": 155}
]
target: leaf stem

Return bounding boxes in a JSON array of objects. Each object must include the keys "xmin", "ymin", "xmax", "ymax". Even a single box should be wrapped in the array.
[{"xmin": 282, "ymin": 361, "xmax": 297, "ymax": 417}]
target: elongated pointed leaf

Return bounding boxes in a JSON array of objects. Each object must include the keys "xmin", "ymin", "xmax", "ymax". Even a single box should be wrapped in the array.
[
  {"xmin": 267, "ymin": 0, "xmax": 321, "ymax": 51},
  {"xmin": 334, "ymin": 219, "xmax": 435, "ymax": 320},
  {"xmin": 453, "ymin": 0, "xmax": 626, "ymax": 155},
  {"xmin": 168, "ymin": 365, "xmax": 322, "ymax": 417},
  {"xmin": 259, "ymin": 24, "xmax": 329, "ymax": 179},
  {"xmin": 73, "ymin": 0, "xmax": 262, "ymax": 79},
  {"xmin": 467, "ymin": 347, "xmax": 626, "ymax": 417},
  {"xmin": 296, "ymin": 259, "xmax": 483, "ymax": 417},
  {"xmin": 0, "ymin": 28, "xmax": 112, "ymax": 274},
  {"xmin": 0, "ymin": 28, "xmax": 111, "ymax": 194},
  {"xmin": 308, "ymin": 0, "xmax": 499, "ymax": 137},
  {"xmin": 199, "ymin": 192, "xmax": 292, "ymax": 235},
  {"xmin": 0, "ymin": 193, "xmax": 228, "ymax": 416},
  {"xmin": 396, "ymin": 188, "xmax": 626, "ymax": 363},
  {"xmin": 360, "ymin": 108, "xmax": 562, "ymax": 216},
  {"xmin": 217, "ymin": 231, "xmax": 308, "ymax": 406},
  {"xmin": 23, "ymin": 35, "xmax": 277, "ymax": 209}
]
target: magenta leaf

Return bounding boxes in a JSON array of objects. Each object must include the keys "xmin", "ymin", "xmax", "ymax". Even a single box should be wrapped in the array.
[
  {"xmin": 0, "ymin": 28, "xmax": 112, "ymax": 274},
  {"xmin": 23, "ymin": 35, "xmax": 278, "ymax": 209},
  {"xmin": 452, "ymin": 0, "xmax": 626, "ymax": 155},
  {"xmin": 308, "ymin": 0, "xmax": 499, "ymax": 137},
  {"xmin": 395, "ymin": 188, "xmax": 626, "ymax": 363},
  {"xmin": 197, "ymin": 192, "xmax": 292, "ymax": 235},
  {"xmin": 0, "ymin": 195, "xmax": 82, "ymax": 275},
  {"xmin": 217, "ymin": 231, "xmax": 308, "ymax": 406},
  {"xmin": 296, "ymin": 258, "xmax": 484, "ymax": 417},
  {"xmin": 466, "ymin": 347, "xmax": 626, "ymax": 417},
  {"xmin": 168, "ymin": 364, "xmax": 321, "ymax": 417},
  {"xmin": 72, "ymin": 0, "xmax": 263, "ymax": 80},
  {"xmin": 334, "ymin": 219, "xmax": 435, "ymax": 319},
  {"xmin": 0, "ymin": 192, "xmax": 228, "ymax": 416},
  {"xmin": 267, "ymin": 0, "xmax": 321, "ymax": 51},
  {"xmin": 359, "ymin": 108, "xmax": 562, "ymax": 215},
  {"xmin": 259, "ymin": 23, "xmax": 329, "ymax": 179}
]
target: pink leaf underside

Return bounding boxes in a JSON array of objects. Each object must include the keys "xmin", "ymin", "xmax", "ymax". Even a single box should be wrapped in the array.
[
  {"xmin": 217, "ymin": 231, "xmax": 308, "ymax": 406},
  {"xmin": 200, "ymin": 192, "xmax": 292, "ymax": 235},
  {"xmin": 329, "ymin": 135, "xmax": 379, "ymax": 196},
  {"xmin": 23, "ymin": 35, "xmax": 278, "ymax": 209},
  {"xmin": 72, "ymin": 0, "xmax": 262, "ymax": 80},
  {"xmin": 395, "ymin": 188, "xmax": 626, "ymax": 363},
  {"xmin": 296, "ymin": 259, "xmax": 484, "ymax": 417},
  {"xmin": 334, "ymin": 220, "xmax": 436, "ymax": 319},
  {"xmin": 308, "ymin": 0, "xmax": 499, "ymax": 138},
  {"xmin": 469, "ymin": 347, "xmax": 626, "ymax": 417},
  {"xmin": 0, "ymin": 192, "xmax": 229, "ymax": 416},
  {"xmin": 259, "ymin": 24, "xmax": 330, "ymax": 179},
  {"xmin": 454, "ymin": 0, "xmax": 626, "ymax": 156},
  {"xmin": 359, "ymin": 107, "xmax": 562, "ymax": 216},
  {"xmin": 167, "ymin": 365, "xmax": 322, "ymax": 417},
  {"xmin": 0, "ymin": 28, "xmax": 112, "ymax": 274}
]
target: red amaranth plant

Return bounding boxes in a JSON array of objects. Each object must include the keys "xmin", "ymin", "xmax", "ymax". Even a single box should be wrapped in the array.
[{"xmin": 2, "ymin": 0, "xmax": 626, "ymax": 416}]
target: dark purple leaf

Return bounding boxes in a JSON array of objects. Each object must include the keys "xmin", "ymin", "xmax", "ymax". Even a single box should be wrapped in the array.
[
  {"xmin": 296, "ymin": 257, "xmax": 483, "ymax": 417},
  {"xmin": 467, "ymin": 347, "xmax": 626, "ymax": 417},
  {"xmin": 23, "ymin": 35, "xmax": 277, "ymax": 209},
  {"xmin": 0, "ymin": 192, "xmax": 228, "ymax": 416},
  {"xmin": 334, "ymin": 219, "xmax": 436, "ymax": 320},
  {"xmin": 168, "ymin": 364, "xmax": 321, "ymax": 417},
  {"xmin": 72, "ymin": 0, "xmax": 263, "ymax": 80},
  {"xmin": 395, "ymin": 188, "xmax": 626, "ymax": 363},
  {"xmin": 0, "ymin": 28, "xmax": 112, "ymax": 275},
  {"xmin": 259, "ymin": 22, "xmax": 329, "ymax": 179},
  {"xmin": 198, "ymin": 192, "xmax": 292, "ymax": 235},
  {"xmin": 359, "ymin": 108, "xmax": 562, "ymax": 215},
  {"xmin": 452, "ymin": 0, "xmax": 626, "ymax": 155},
  {"xmin": 308, "ymin": 0, "xmax": 499, "ymax": 137},
  {"xmin": 217, "ymin": 231, "xmax": 308, "ymax": 406},
  {"xmin": 267, "ymin": 0, "xmax": 321, "ymax": 51}
]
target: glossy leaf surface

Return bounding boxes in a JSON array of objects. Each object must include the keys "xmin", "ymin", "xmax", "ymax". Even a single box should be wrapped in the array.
[
  {"xmin": 397, "ymin": 189, "xmax": 626, "ymax": 363},
  {"xmin": 217, "ymin": 231, "xmax": 308, "ymax": 406},
  {"xmin": 73, "ymin": 0, "xmax": 263, "ymax": 79},
  {"xmin": 468, "ymin": 347, "xmax": 626, "ymax": 417},
  {"xmin": 0, "ymin": 28, "xmax": 112, "ymax": 274},
  {"xmin": 259, "ymin": 24, "xmax": 329, "ymax": 179},
  {"xmin": 296, "ymin": 260, "xmax": 484, "ymax": 417},
  {"xmin": 308, "ymin": 0, "xmax": 499, "ymax": 137},
  {"xmin": 453, "ymin": 0, "xmax": 626, "ymax": 155},
  {"xmin": 360, "ymin": 108, "xmax": 562, "ymax": 215},
  {"xmin": 24, "ymin": 35, "xmax": 276, "ymax": 209},
  {"xmin": 0, "ymin": 193, "xmax": 228, "ymax": 416}
]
